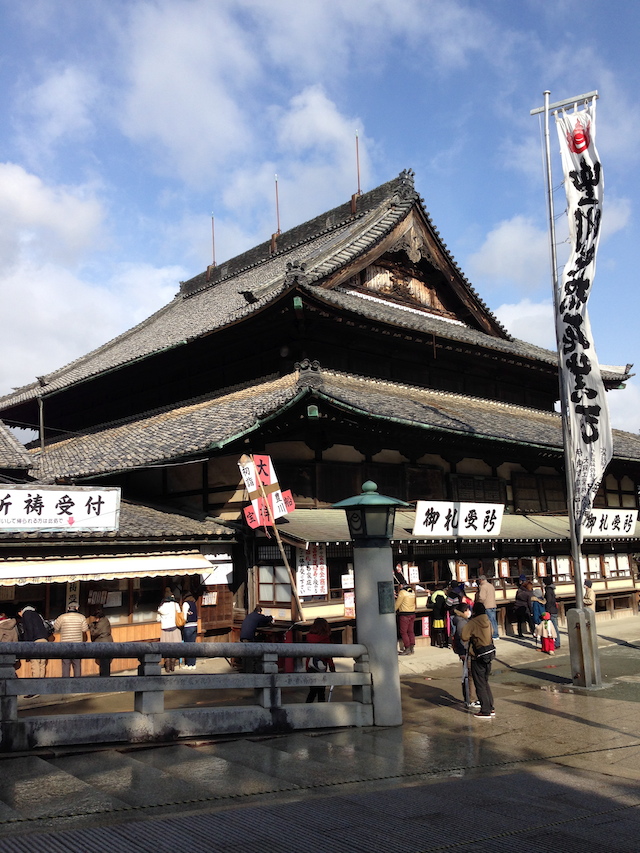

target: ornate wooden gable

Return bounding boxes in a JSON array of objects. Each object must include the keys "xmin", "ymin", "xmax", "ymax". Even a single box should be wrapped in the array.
[{"xmin": 324, "ymin": 207, "xmax": 507, "ymax": 338}]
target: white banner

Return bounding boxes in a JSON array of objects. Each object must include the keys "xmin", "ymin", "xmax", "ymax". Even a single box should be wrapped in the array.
[
  {"xmin": 296, "ymin": 544, "xmax": 328, "ymax": 597},
  {"xmin": 555, "ymin": 101, "xmax": 612, "ymax": 534},
  {"xmin": 413, "ymin": 501, "xmax": 504, "ymax": 537},
  {"xmin": 581, "ymin": 508, "xmax": 638, "ymax": 538},
  {"xmin": 0, "ymin": 486, "xmax": 120, "ymax": 531}
]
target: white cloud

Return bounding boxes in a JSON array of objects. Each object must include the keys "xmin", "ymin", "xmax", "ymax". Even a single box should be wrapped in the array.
[
  {"xmin": 607, "ymin": 379, "xmax": 640, "ymax": 434},
  {"xmin": 602, "ymin": 196, "xmax": 631, "ymax": 240},
  {"xmin": 0, "ymin": 259, "xmax": 181, "ymax": 399},
  {"xmin": 15, "ymin": 66, "xmax": 98, "ymax": 163},
  {"xmin": 494, "ymin": 298, "xmax": 556, "ymax": 350},
  {"xmin": 467, "ymin": 215, "xmax": 550, "ymax": 293},
  {"xmin": 0, "ymin": 163, "xmax": 104, "ymax": 268},
  {"xmin": 120, "ymin": 2, "xmax": 256, "ymax": 184},
  {"xmin": 0, "ymin": 162, "xmax": 180, "ymax": 399},
  {"xmin": 219, "ymin": 86, "xmax": 367, "ymax": 241}
]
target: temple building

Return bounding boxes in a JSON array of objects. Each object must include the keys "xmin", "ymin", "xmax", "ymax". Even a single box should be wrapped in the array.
[{"xmin": 1, "ymin": 169, "xmax": 638, "ymax": 646}]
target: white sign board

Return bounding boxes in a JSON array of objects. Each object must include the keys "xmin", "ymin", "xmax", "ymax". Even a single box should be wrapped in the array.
[
  {"xmin": 0, "ymin": 486, "xmax": 121, "ymax": 532},
  {"xmin": 413, "ymin": 501, "xmax": 504, "ymax": 537},
  {"xmin": 296, "ymin": 544, "xmax": 328, "ymax": 597},
  {"xmin": 581, "ymin": 508, "xmax": 638, "ymax": 538}
]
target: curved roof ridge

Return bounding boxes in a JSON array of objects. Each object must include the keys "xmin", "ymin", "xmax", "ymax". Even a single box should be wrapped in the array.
[
  {"xmin": 181, "ymin": 171, "xmax": 415, "ymax": 298},
  {"xmin": 31, "ymin": 371, "xmax": 292, "ymax": 453},
  {"xmin": 318, "ymin": 368, "xmax": 560, "ymax": 419}
]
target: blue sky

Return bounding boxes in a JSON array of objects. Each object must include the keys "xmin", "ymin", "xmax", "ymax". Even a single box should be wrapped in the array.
[{"xmin": 1, "ymin": 0, "xmax": 639, "ymax": 432}]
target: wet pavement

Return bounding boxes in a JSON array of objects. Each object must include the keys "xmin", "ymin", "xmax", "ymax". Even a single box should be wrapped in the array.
[{"xmin": 0, "ymin": 617, "xmax": 639, "ymax": 851}]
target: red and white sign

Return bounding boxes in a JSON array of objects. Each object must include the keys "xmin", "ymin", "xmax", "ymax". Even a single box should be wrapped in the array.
[{"xmin": 238, "ymin": 454, "xmax": 295, "ymax": 528}]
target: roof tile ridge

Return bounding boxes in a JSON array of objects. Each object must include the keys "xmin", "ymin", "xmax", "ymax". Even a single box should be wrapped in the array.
[
  {"xmin": 319, "ymin": 368, "xmax": 560, "ymax": 418},
  {"xmin": 182, "ymin": 169, "xmax": 418, "ymax": 298},
  {"xmin": 1, "ymin": 296, "xmax": 183, "ymax": 406},
  {"xmin": 183, "ymin": 216, "xmax": 364, "ymax": 299},
  {"xmin": 305, "ymin": 198, "xmax": 415, "ymax": 284},
  {"xmin": 0, "ymin": 419, "xmax": 32, "ymax": 464},
  {"xmin": 307, "ymin": 286, "xmax": 558, "ymax": 365},
  {"xmin": 37, "ymin": 373, "xmax": 292, "ymax": 450},
  {"xmin": 181, "ymin": 171, "xmax": 415, "ymax": 299}
]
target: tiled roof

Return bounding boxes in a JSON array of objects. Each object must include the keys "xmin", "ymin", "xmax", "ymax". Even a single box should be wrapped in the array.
[
  {"xmin": 0, "ymin": 420, "xmax": 31, "ymax": 471},
  {"xmin": 0, "ymin": 170, "xmax": 530, "ymax": 411},
  {"xmin": 0, "ymin": 499, "xmax": 234, "ymax": 543},
  {"xmin": 26, "ymin": 368, "xmax": 640, "ymax": 482}
]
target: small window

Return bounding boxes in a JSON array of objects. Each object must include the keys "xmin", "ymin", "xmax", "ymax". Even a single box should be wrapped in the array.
[{"xmin": 258, "ymin": 565, "xmax": 291, "ymax": 604}]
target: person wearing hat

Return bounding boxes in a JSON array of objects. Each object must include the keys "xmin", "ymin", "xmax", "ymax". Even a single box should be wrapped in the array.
[
  {"xmin": 534, "ymin": 611, "xmax": 558, "ymax": 654},
  {"xmin": 583, "ymin": 579, "xmax": 595, "ymax": 609},
  {"xmin": 543, "ymin": 577, "xmax": 560, "ymax": 649},
  {"xmin": 53, "ymin": 603, "xmax": 89, "ymax": 677}
]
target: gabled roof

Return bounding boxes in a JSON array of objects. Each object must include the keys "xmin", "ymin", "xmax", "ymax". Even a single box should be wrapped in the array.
[
  {"xmin": 25, "ymin": 366, "xmax": 640, "ymax": 482},
  {"xmin": 0, "ymin": 170, "xmax": 562, "ymax": 414},
  {"xmin": 0, "ymin": 420, "xmax": 32, "ymax": 472}
]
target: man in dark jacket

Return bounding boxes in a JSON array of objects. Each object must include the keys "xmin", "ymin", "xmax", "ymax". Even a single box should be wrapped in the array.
[
  {"xmin": 239, "ymin": 607, "xmax": 273, "ymax": 673},
  {"xmin": 18, "ymin": 605, "xmax": 49, "ymax": 681},
  {"xmin": 240, "ymin": 606, "xmax": 273, "ymax": 641}
]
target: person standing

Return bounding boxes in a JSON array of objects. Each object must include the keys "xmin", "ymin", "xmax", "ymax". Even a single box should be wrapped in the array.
[
  {"xmin": 88, "ymin": 607, "xmax": 113, "ymax": 675},
  {"xmin": 476, "ymin": 575, "xmax": 499, "ymax": 640},
  {"xmin": 429, "ymin": 585, "xmax": 448, "ymax": 648},
  {"xmin": 181, "ymin": 592, "xmax": 198, "ymax": 668},
  {"xmin": 157, "ymin": 591, "xmax": 182, "ymax": 672},
  {"xmin": 535, "ymin": 611, "xmax": 558, "ymax": 654},
  {"xmin": 461, "ymin": 602, "xmax": 495, "ymax": 719},
  {"xmin": 583, "ymin": 579, "xmax": 595, "ymax": 609},
  {"xmin": 54, "ymin": 603, "xmax": 89, "ymax": 677},
  {"xmin": 543, "ymin": 577, "xmax": 560, "ymax": 649},
  {"xmin": 18, "ymin": 604, "xmax": 50, "ymax": 682},
  {"xmin": 304, "ymin": 617, "xmax": 335, "ymax": 703},
  {"xmin": 514, "ymin": 580, "xmax": 535, "ymax": 638},
  {"xmin": 451, "ymin": 601, "xmax": 479, "ymax": 710},
  {"xmin": 395, "ymin": 584, "xmax": 416, "ymax": 655},
  {"xmin": 89, "ymin": 608, "xmax": 113, "ymax": 642}
]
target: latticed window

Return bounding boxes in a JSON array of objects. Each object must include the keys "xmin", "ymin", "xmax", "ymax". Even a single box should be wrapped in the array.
[
  {"xmin": 512, "ymin": 474, "xmax": 565, "ymax": 513},
  {"xmin": 450, "ymin": 475, "xmax": 505, "ymax": 504}
]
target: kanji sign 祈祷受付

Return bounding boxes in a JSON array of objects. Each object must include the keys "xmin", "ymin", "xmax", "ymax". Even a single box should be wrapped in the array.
[{"xmin": 0, "ymin": 486, "xmax": 121, "ymax": 532}]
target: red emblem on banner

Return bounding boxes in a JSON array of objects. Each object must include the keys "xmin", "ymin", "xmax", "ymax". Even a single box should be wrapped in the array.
[{"xmin": 567, "ymin": 117, "xmax": 590, "ymax": 153}]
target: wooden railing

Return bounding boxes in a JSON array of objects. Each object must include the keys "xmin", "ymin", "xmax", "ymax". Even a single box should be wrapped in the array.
[{"xmin": 0, "ymin": 641, "xmax": 373, "ymax": 752}]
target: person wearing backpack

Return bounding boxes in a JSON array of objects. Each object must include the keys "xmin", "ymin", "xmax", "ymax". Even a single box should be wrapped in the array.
[
  {"xmin": 461, "ymin": 601, "xmax": 495, "ymax": 719},
  {"xmin": 451, "ymin": 601, "xmax": 479, "ymax": 710},
  {"xmin": 18, "ymin": 604, "xmax": 50, "ymax": 681}
]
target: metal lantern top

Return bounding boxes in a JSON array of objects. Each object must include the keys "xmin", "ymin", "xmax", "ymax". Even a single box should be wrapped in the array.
[{"xmin": 332, "ymin": 481, "xmax": 410, "ymax": 544}]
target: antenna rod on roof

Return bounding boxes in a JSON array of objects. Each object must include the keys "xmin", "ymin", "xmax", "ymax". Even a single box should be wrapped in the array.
[
  {"xmin": 211, "ymin": 214, "xmax": 216, "ymax": 267},
  {"xmin": 355, "ymin": 130, "xmax": 362, "ymax": 196},
  {"xmin": 274, "ymin": 174, "xmax": 282, "ymax": 235}
]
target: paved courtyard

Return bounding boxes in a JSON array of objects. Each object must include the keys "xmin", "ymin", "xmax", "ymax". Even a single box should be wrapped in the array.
[{"xmin": 0, "ymin": 616, "xmax": 638, "ymax": 852}]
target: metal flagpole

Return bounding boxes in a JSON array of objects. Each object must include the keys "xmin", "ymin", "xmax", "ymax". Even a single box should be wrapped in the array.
[{"xmin": 531, "ymin": 89, "xmax": 602, "ymax": 688}]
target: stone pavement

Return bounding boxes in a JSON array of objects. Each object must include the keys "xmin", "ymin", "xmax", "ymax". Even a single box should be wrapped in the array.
[{"xmin": 0, "ymin": 617, "xmax": 639, "ymax": 852}]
